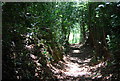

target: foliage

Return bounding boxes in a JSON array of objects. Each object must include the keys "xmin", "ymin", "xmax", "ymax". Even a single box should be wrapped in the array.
[
  {"xmin": 86, "ymin": 2, "xmax": 120, "ymax": 80},
  {"xmin": 2, "ymin": 1, "xmax": 120, "ymax": 80}
]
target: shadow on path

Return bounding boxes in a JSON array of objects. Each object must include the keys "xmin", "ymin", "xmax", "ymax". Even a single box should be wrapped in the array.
[{"xmin": 49, "ymin": 44, "xmax": 111, "ymax": 81}]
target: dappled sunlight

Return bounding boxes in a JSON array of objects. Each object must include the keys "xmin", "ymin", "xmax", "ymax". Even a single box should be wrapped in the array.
[
  {"xmin": 3, "ymin": 2, "xmax": 119, "ymax": 80},
  {"xmin": 51, "ymin": 54, "xmax": 108, "ymax": 80},
  {"xmin": 72, "ymin": 50, "xmax": 80, "ymax": 53},
  {"xmin": 63, "ymin": 55, "xmax": 91, "ymax": 77},
  {"xmin": 48, "ymin": 44, "xmax": 114, "ymax": 80}
]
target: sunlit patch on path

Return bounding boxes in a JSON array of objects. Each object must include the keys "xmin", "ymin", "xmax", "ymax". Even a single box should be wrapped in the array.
[
  {"xmin": 63, "ymin": 55, "xmax": 91, "ymax": 77},
  {"xmin": 50, "ymin": 44, "xmax": 107, "ymax": 80},
  {"xmin": 72, "ymin": 50, "xmax": 80, "ymax": 53}
]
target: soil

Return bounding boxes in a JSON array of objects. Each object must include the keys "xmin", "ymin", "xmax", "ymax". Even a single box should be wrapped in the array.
[{"xmin": 49, "ymin": 44, "xmax": 112, "ymax": 81}]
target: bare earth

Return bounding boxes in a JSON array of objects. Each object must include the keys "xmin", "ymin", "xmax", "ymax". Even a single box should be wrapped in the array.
[{"xmin": 49, "ymin": 44, "xmax": 111, "ymax": 81}]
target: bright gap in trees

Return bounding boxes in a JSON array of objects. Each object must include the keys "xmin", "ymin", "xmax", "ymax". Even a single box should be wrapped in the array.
[{"xmin": 69, "ymin": 23, "xmax": 82, "ymax": 44}]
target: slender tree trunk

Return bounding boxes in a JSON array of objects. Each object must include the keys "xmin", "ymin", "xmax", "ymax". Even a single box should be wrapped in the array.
[
  {"xmin": 86, "ymin": 3, "xmax": 95, "ymax": 47},
  {"xmin": 81, "ymin": 10, "xmax": 86, "ymax": 43}
]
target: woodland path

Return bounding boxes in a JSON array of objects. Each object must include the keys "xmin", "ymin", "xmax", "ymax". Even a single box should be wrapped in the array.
[{"xmin": 50, "ymin": 44, "xmax": 109, "ymax": 81}]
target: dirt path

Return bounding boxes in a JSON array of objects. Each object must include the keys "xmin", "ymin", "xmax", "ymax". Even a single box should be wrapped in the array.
[{"xmin": 49, "ymin": 44, "xmax": 108, "ymax": 81}]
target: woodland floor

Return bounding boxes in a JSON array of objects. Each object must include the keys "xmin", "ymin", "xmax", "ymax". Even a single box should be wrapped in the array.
[{"xmin": 49, "ymin": 44, "xmax": 112, "ymax": 81}]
